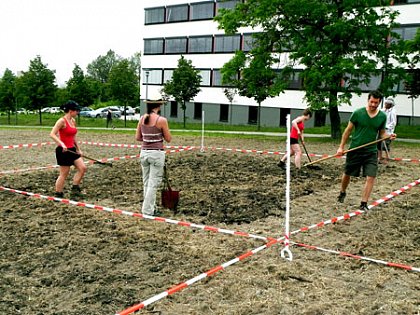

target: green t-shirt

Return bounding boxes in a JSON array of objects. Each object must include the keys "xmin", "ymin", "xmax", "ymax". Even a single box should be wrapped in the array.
[{"xmin": 349, "ymin": 107, "xmax": 386, "ymax": 152}]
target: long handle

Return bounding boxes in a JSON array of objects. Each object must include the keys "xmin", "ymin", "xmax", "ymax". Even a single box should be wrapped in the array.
[
  {"xmin": 300, "ymin": 136, "xmax": 312, "ymax": 163},
  {"xmin": 163, "ymin": 165, "xmax": 172, "ymax": 191},
  {"xmin": 67, "ymin": 150, "xmax": 112, "ymax": 167},
  {"xmin": 303, "ymin": 136, "xmax": 390, "ymax": 167}
]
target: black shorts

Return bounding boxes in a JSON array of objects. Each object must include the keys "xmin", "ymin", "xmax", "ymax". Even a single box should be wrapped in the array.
[
  {"xmin": 290, "ymin": 137, "xmax": 299, "ymax": 145},
  {"xmin": 55, "ymin": 147, "xmax": 80, "ymax": 166},
  {"xmin": 344, "ymin": 150, "xmax": 378, "ymax": 177}
]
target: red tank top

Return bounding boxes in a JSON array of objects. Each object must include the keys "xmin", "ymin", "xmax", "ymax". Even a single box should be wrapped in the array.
[
  {"xmin": 58, "ymin": 117, "xmax": 77, "ymax": 148},
  {"xmin": 290, "ymin": 121, "xmax": 304, "ymax": 140}
]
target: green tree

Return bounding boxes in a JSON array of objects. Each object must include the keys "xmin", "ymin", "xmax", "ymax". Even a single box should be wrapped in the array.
[
  {"xmin": 221, "ymin": 50, "xmax": 280, "ymax": 130},
  {"xmin": 404, "ymin": 29, "xmax": 420, "ymax": 125},
  {"xmin": 109, "ymin": 59, "xmax": 139, "ymax": 126},
  {"xmin": 0, "ymin": 69, "xmax": 16, "ymax": 124},
  {"xmin": 67, "ymin": 64, "xmax": 93, "ymax": 107},
  {"xmin": 162, "ymin": 56, "xmax": 202, "ymax": 128},
  {"xmin": 216, "ymin": 0, "xmax": 406, "ymax": 139},
  {"xmin": 18, "ymin": 56, "xmax": 56, "ymax": 125},
  {"xmin": 86, "ymin": 50, "xmax": 121, "ymax": 103}
]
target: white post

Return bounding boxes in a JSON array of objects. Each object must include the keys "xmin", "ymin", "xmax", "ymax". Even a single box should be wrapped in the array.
[
  {"xmin": 280, "ymin": 114, "xmax": 293, "ymax": 261},
  {"xmin": 200, "ymin": 110, "xmax": 205, "ymax": 152}
]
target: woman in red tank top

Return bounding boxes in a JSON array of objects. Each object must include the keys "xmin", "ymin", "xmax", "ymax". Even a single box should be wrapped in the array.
[
  {"xmin": 50, "ymin": 101, "xmax": 87, "ymax": 199},
  {"xmin": 278, "ymin": 108, "xmax": 312, "ymax": 170}
]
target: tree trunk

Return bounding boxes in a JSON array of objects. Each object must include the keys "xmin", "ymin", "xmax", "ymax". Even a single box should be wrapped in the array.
[
  {"xmin": 183, "ymin": 101, "xmax": 186, "ymax": 128},
  {"xmin": 39, "ymin": 109, "xmax": 42, "ymax": 126},
  {"xmin": 328, "ymin": 92, "xmax": 341, "ymax": 139},
  {"xmin": 257, "ymin": 101, "xmax": 261, "ymax": 131}
]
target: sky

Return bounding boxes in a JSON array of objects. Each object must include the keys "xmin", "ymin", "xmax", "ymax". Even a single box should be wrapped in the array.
[{"xmin": 0, "ymin": 0, "xmax": 144, "ymax": 86}]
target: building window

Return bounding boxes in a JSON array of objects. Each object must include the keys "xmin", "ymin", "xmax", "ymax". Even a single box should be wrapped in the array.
[
  {"xmin": 314, "ymin": 110, "xmax": 327, "ymax": 127},
  {"xmin": 188, "ymin": 36, "xmax": 213, "ymax": 53},
  {"xmin": 392, "ymin": 25, "xmax": 420, "ymax": 42},
  {"xmin": 170, "ymin": 101, "xmax": 178, "ymax": 117},
  {"xmin": 199, "ymin": 69, "xmax": 211, "ymax": 86},
  {"xmin": 287, "ymin": 71, "xmax": 303, "ymax": 90},
  {"xmin": 248, "ymin": 106, "xmax": 258, "ymax": 125},
  {"xmin": 165, "ymin": 37, "xmax": 187, "ymax": 54},
  {"xmin": 143, "ymin": 69, "xmax": 162, "ymax": 85},
  {"xmin": 358, "ymin": 74, "xmax": 382, "ymax": 91},
  {"xmin": 243, "ymin": 33, "xmax": 258, "ymax": 52},
  {"xmin": 194, "ymin": 103, "xmax": 203, "ymax": 120},
  {"xmin": 190, "ymin": 2, "xmax": 215, "ymax": 20},
  {"xmin": 166, "ymin": 4, "xmax": 189, "ymax": 22},
  {"xmin": 163, "ymin": 69, "xmax": 174, "ymax": 83},
  {"xmin": 220, "ymin": 104, "xmax": 229, "ymax": 122},
  {"xmin": 145, "ymin": 7, "xmax": 165, "ymax": 24},
  {"xmin": 279, "ymin": 108, "xmax": 290, "ymax": 127},
  {"xmin": 144, "ymin": 38, "xmax": 164, "ymax": 55},
  {"xmin": 216, "ymin": 0, "xmax": 240, "ymax": 12},
  {"xmin": 212, "ymin": 69, "xmax": 223, "ymax": 86},
  {"xmin": 214, "ymin": 34, "xmax": 241, "ymax": 53}
]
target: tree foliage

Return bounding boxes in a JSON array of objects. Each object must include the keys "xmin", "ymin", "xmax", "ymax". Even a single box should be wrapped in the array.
[
  {"xmin": 162, "ymin": 56, "xmax": 202, "ymax": 128},
  {"xmin": 67, "ymin": 64, "xmax": 94, "ymax": 107},
  {"xmin": 109, "ymin": 59, "xmax": 139, "ymax": 126},
  {"xmin": 0, "ymin": 68, "xmax": 16, "ymax": 123},
  {"xmin": 17, "ymin": 56, "xmax": 56, "ymax": 125},
  {"xmin": 216, "ymin": 0, "xmax": 408, "ymax": 138}
]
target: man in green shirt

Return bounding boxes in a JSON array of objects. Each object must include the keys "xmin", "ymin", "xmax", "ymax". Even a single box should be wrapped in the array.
[{"xmin": 336, "ymin": 90, "xmax": 397, "ymax": 210}]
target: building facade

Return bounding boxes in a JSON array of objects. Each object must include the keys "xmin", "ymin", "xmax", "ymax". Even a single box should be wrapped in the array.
[{"xmin": 140, "ymin": 0, "xmax": 420, "ymax": 127}]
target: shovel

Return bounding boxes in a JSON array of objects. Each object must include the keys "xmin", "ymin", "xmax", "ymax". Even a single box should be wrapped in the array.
[
  {"xmin": 161, "ymin": 165, "xmax": 180, "ymax": 213},
  {"xmin": 68, "ymin": 150, "xmax": 113, "ymax": 167}
]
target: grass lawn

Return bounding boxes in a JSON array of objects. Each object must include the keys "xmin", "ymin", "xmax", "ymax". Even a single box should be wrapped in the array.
[{"xmin": 0, "ymin": 112, "xmax": 419, "ymax": 140}]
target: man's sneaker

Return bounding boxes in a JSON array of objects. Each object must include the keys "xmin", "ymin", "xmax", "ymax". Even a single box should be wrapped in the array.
[
  {"xmin": 359, "ymin": 202, "xmax": 369, "ymax": 211},
  {"xmin": 337, "ymin": 191, "xmax": 346, "ymax": 203},
  {"xmin": 70, "ymin": 185, "xmax": 85, "ymax": 199},
  {"xmin": 54, "ymin": 192, "xmax": 64, "ymax": 198},
  {"xmin": 278, "ymin": 160, "xmax": 286, "ymax": 170}
]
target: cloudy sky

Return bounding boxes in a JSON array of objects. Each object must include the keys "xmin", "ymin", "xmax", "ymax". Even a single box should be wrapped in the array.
[{"xmin": 0, "ymin": 0, "xmax": 144, "ymax": 85}]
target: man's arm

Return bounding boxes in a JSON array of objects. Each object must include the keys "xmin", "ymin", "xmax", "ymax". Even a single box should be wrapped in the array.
[{"xmin": 336, "ymin": 122, "xmax": 354, "ymax": 156}]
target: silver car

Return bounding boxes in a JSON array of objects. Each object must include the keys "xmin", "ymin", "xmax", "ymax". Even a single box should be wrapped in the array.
[{"xmin": 87, "ymin": 107, "xmax": 122, "ymax": 118}]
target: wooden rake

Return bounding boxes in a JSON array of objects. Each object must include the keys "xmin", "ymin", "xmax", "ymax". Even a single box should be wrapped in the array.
[
  {"xmin": 68, "ymin": 150, "xmax": 113, "ymax": 167},
  {"xmin": 304, "ymin": 136, "xmax": 391, "ymax": 167}
]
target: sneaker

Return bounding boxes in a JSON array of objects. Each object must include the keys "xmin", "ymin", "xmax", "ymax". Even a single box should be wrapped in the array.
[
  {"xmin": 278, "ymin": 160, "xmax": 286, "ymax": 170},
  {"xmin": 70, "ymin": 185, "xmax": 85, "ymax": 199},
  {"xmin": 54, "ymin": 192, "xmax": 64, "ymax": 198},
  {"xmin": 337, "ymin": 191, "xmax": 346, "ymax": 203},
  {"xmin": 359, "ymin": 202, "xmax": 369, "ymax": 211}
]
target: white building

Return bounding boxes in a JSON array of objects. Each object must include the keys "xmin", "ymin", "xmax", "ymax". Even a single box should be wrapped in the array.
[{"xmin": 140, "ymin": 0, "xmax": 420, "ymax": 127}]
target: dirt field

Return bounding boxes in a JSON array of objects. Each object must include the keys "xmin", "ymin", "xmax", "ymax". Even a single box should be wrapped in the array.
[{"xmin": 0, "ymin": 129, "xmax": 419, "ymax": 315}]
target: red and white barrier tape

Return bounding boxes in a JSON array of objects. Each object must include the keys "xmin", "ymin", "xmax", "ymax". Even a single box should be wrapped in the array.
[
  {"xmin": 2, "ymin": 179, "xmax": 419, "ymax": 314},
  {"xmin": 115, "ymin": 238, "xmax": 279, "ymax": 315},
  {"xmin": 0, "ymin": 148, "xmax": 193, "ymax": 176},
  {"xmin": 0, "ymin": 141, "xmax": 53, "ymax": 150},
  {"xmin": 115, "ymin": 179, "xmax": 420, "ymax": 314},
  {"xmin": 0, "ymin": 186, "xmax": 268, "ymax": 242},
  {"xmin": 292, "ymin": 241, "xmax": 420, "ymax": 272},
  {"xmin": 80, "ymin": 141, "xmax": 420, "ymax": 162}
]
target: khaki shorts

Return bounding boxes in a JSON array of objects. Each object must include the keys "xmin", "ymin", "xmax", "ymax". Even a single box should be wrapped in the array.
[{"xmin": 344, "ymin": 150, "xmax": 378, "ymax": 177}]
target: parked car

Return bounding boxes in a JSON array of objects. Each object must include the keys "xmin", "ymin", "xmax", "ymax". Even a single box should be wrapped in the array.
[
  {"xmin": 118, "ymin": 106, "xmax": 135, "ymax": 115},
  {"xmin": 86, "ymin": 106, "xmax": 121, "ymax": 118},
  {"xmin": 16, "ymin": 108, "xmax": 28, "ymax": 114},
  {"xmin": 79, "ymin": 107, "xmax": 93, "ymax": 117},
  {"xmin": 41, "ymin": 107, "xmax": 61, "ymax": 114}
]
